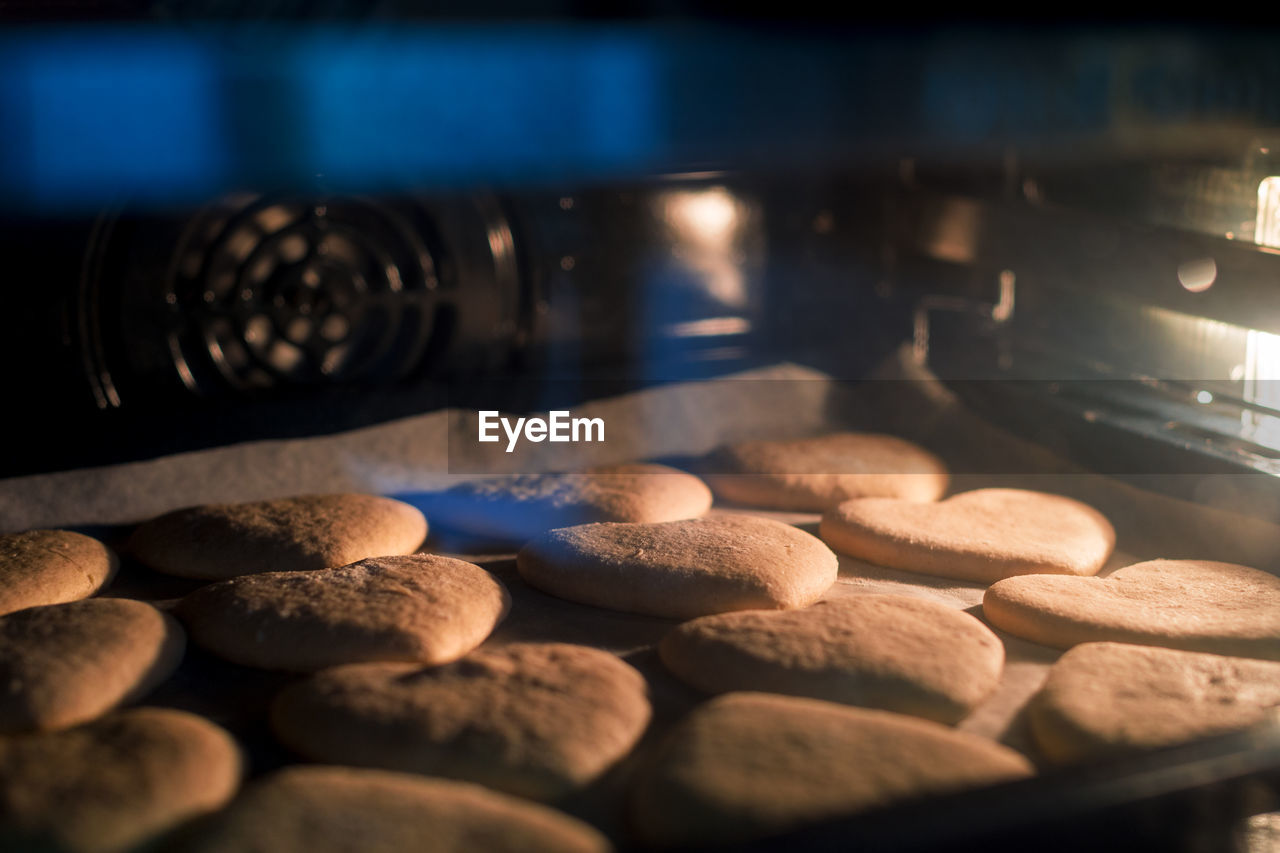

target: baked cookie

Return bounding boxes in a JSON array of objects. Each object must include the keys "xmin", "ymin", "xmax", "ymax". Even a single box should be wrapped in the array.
[
  {"xmin": 703, "ymin": 433, "xmax": 948, "ymax": 510},
  {"xmin": 0, "ymin": 707, "xmax": 242, "ymax": 853},
  {"xmin": 821, "ymin": 488, "xmax": 1115, "ymax": 583},
  {"xmin": 630, "ymin": 692, "xmax": 1033, "ymax": 847},
  {"xmin": 176, "ymin": 554, "xmax": 508, "ymax": 672},
  {"xmin": 516, "ymin": 515, "xmax": 837, "ymax": 619},
  {"xmin": 658, "ymin": 595, "xmax": 1003, "ymax": 724},
  {"xmin": 271, "ymin": 643, "xmax": 651, "ymax": 801},
  {"xmin": 128, "ymin": 493, "xmax": 427, "ymax": 579},
  {"xmin": 181, "ymin": 765, "xmax": 611, "ymax": 853},
  {"xmin": 0, "ymin": 598, "xmax": 184, "ymax": 733},
  {"xmin": 0, "ymin": 530, "xmax": 117, "ymax": 615},
  {"xmin": 422, "ymin": 464, "xmax": 712, "ymax": 546},
  {"xmin": 984, "ymin": 559, "xmax": 1280, "ymax": 659},
  {"xmin": 1029, "ymin": 642, "xmax": 1280, "ymax": 764}
]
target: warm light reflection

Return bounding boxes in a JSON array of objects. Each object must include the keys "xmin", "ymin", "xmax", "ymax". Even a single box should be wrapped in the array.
[
  {"xmin": 658, "ymin": 187, "xmax": 748, "ymax": 308},
  {"xmin": 1177, "ymin": 257, "xmax": 1217, "ymax": 292},
  {"xmin": 1257, "ymin": 177, "xmax": 1280, "ymax": 249}
]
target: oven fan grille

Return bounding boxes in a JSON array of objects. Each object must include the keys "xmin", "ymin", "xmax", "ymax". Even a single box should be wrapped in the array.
[{"xmin": 165, "ymin": 194, "xmax": 441, "ymax": 394}]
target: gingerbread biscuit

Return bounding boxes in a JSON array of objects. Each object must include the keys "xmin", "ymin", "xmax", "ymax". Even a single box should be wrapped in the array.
[
  {"xmin": 984, "ymin": 559, "xmax": 1280, "ymax": 659},
  {"xmin": 271, "ymin": 643, "xmax": 651, "ymax": 801},
  {"xmin": 821, "ymin": 488, "xmax": 1115, "ymax": 583},
  {"xmin": 176, "ymin": 554, "xmax": 508, "ymax": 672},
  {"xmin": 703, "ymin": 433, "xmax": 948, "ymax": 510},
  {"xmin": 1028, "ymin": 642, "xmax": 1280, "ymax": 764},
  {"xmin": 516, "ymin": 515, "xmax": 837, "ymax": 619},
  {"xmin": 659, "ymin": 595, "xmax": 1003, "ymax": 724},
  {"xmin": 0, "ymin": 707, "xmax": 242, "ymax": 853},
  {"xmin": 630, "ymin": 692, "xmax": 1033, "ymax": 847},
  {"xmin": 422, "ymin": 464, "xmax": 712, "ymax": 546},
  {"xmin": 0, "ymin": 530, "xmax": 117, "ymax": 615},
  {"xmin": 128, "ymin": 493, "xmax": 427, "ymax": 579},
  {"xmin": 0, "ymin": 598, "xmax": 184, "ymax": 733},
  {"xmin": 181, "ymin": 766, "xmax": 610, "ymax": 853}
]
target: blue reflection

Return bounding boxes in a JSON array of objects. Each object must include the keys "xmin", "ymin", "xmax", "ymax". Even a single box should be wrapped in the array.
[{"xmin": 2, "ymin": 32, "xmax": 229, "ymax": 205}]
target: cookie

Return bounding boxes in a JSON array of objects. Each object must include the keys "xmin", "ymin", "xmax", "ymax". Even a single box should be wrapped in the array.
[
  {"xmin": 516, "ymin": 515, "xmax": 838, "ymax": 619},
  {"xmin": 128, "ymin": 493, "xmax": 427, "ymax": 579},
  {"xmin": 658, "ymin": 595, "xmax": 1003, "ymax": 724},
  {"xmin": 703, "ymin": 433, "xmax": 949, "ymax": 510},
  {"xmin": 181, "ymin": 765, "xmax": 610, "ymax": 853},
  {"xmin": 176, "ymin": 554, "xmax": 508, "ymax": 672},
  {"xmin": 0, "ymin": 707, "xmax": 242, "ymax": 853},
  {"xmin": 0, "ymin": 530, "xmax": 117, "ymax": 615},
  {"xmin": 630, "ymin": 692, "xmax": 1033, "ymax": 847},
  {"xmin": 422, "ymin": 464, "xmax": 712, "ymax": 546},
  {"xmin": 271, "ymin": 642, "xmax": 651, "ymax": 801},
  {"xmin": 983, "ymin": 560, "xmax": 1280, "ymax": 659},
  {"xmin": 0, "ymin": 598, "xmax": 185, "ymax": 733},
  {"xmin": 1028, "ymin": 642, "xmax": 1280, "ymax": 764},
  {"xmin": 820, "ymin": 488, "xmax": 1115, "ymax": 583}
]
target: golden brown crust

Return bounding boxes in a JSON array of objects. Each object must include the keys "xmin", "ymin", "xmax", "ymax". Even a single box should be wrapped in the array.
[
  {"xmin": 0, "ymin": 707, "xmax": 243, "ymax": 853},
  {"xmin": 703, "ymin": 433, "xmax": 949, "ymax": 510},
  {"xmin": 658, "ymin": 595, "xmax": 1004, "ymax": 724},
  {"xmin": 0, "ymin": 599, "xmax": 185, "ymax": 733},
  {"xmin": 516, "ymin": 515, "xmax": 838, "ymax": 619},
  {"xmin": 1028, "ymin": 642, "xmax": 1280, "ymax": 764},
  {"xmin": 983, "ymin": 560, "xmax": 1280, "ymax": 659},
  {"xmin": 176, "ymin": 554, "xmax": 508, "ymax": 672},
  {"xmin": 181, "ymin": 765, "xmax": 612, "ymax": 853},
  {"xmin": 271, "ymin": 643, "xmax": 651, "ymax": 801},
  {"xmin": 0, "ymin": 530, "xmax": 118, "ymax": 615},
  {"xmin": 127, "ymin": 494, "xmax": 427, "ymax": 579},
  {"xmin": 630, "ymin": 692, "xmax": 1033, "ymax": 847},
  {"xmin": 820, "ymin": 488, "xmax": 1115, "ymax": 583},
  {"xmin": 424, "ymin": 464, "xmax": 713, "ymax": 546}
]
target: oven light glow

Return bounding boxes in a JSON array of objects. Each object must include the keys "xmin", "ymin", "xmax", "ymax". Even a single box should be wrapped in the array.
[
  {"xmin": 1258, "ymin": 177, "xmax": 1280, "ymax": 249},
  {"xmin": 664, "ymin": 187, "xmax": 740, "ymax": 245},
  {"xmin": 1196, "ymin": 390, "xmax": 1214, "ymax": 404},
  {"xmin": 1177, "ymin": 258, "xmax": 1216, "ymax": 292}
]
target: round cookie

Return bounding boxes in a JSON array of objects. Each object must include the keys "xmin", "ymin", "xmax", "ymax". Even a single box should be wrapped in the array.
[
  {"xmin": 0, "ymin": 530, "xmax": 117, "ymax": 615},
  {"xmin": 181, "ymin": 766, "xmax": 611, "ymax": 853},
  {"xmin": 422, "ymin": 464, "xmax": 712, "ymax": 546},
  {"xmin": 820, "ymin": 488, "xmax": 1115, "ymax": 583},
  {"xmin": 702, "ymin": 432, "xmax": 949, "ymax": 510},
  {"xmin": 1028, "ymin": 642, "xmax": 1280, "ymax": 764},
  {"xmin": 0, "ymin": 598, "xmax": 185, "ymax": 733},
  {"xmin": 658, "ymin": 595, "xmax": 1004, "ymax": 724},
  {"xmin": 630, "ymin": 692, "xmax": 1033, "ymax": 847},
  {"xmin": 0, "ymin": 707, "xmax": 242, "ymax": 853},
  {"xmin": 983, "ymin": 559, "xmax": 1280, "ymax": 660},
  {"xmin": 176, "ymin": 554, "xmax": 508, "ymax": 672},
  {"xmin": 516, "ymin": 515, "xmax": 838, "ymax": 620},
  {"xmin": 128, "ymin": 493, "xmax": 427, "ymax": 579},
  {"xmin": 271, "ymin": 642, "xmax": 651, "ymax": 801}
]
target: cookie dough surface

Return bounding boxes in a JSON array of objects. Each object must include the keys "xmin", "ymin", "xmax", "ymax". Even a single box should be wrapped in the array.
[
  {"xmin": 516, "ymin": 514, "xmax": 838, "ymax": 619},
  {"xmin": 181, "ymin": 765, "xmax": 611, "ymax": 853},
  {"xmin": 176, "ymin": 554, "xmax": 508, "ymax": 672},
  {"xmin": 703, "ymin": 433, "xmax": 949, "ymax": 510},
  {"xmin": 659, "ymin": 594, "xmax": 1004, "ymax": 724},
  {"xmin": 271, "ymin": 642, "xmax": 651, "ymax": 801},
  {"xmin": 0, "ymin": 598, "xmax": 184, "ymax": 733},
  {"xmin": 1029, "ymin": 642, "xmax": 1280, "ymax": 764},
  {"xmin": 821, "ymin": 488, "xmax": 1115, "ymax": 583},
  {"xmin": 630, "ymin": 692, "xmax": 1033, "ymax": 847},
  {"xmin": 0, "ymin": 707, "xmax": 242, "ymax": 853},
  {"xmin": 421, "ymin": 464, "xmax": 712, "ymax": 546},
  {"xmin": 0, "ymin": 530, "xmax": 117, "ymax": 615},
  {"xmin": 984, "ymin": 559, "xmax": 1280, "ymax": 659},
  {"xmin": 128, "ymin": 493, "xmax": 427, "ymax": 579}
]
